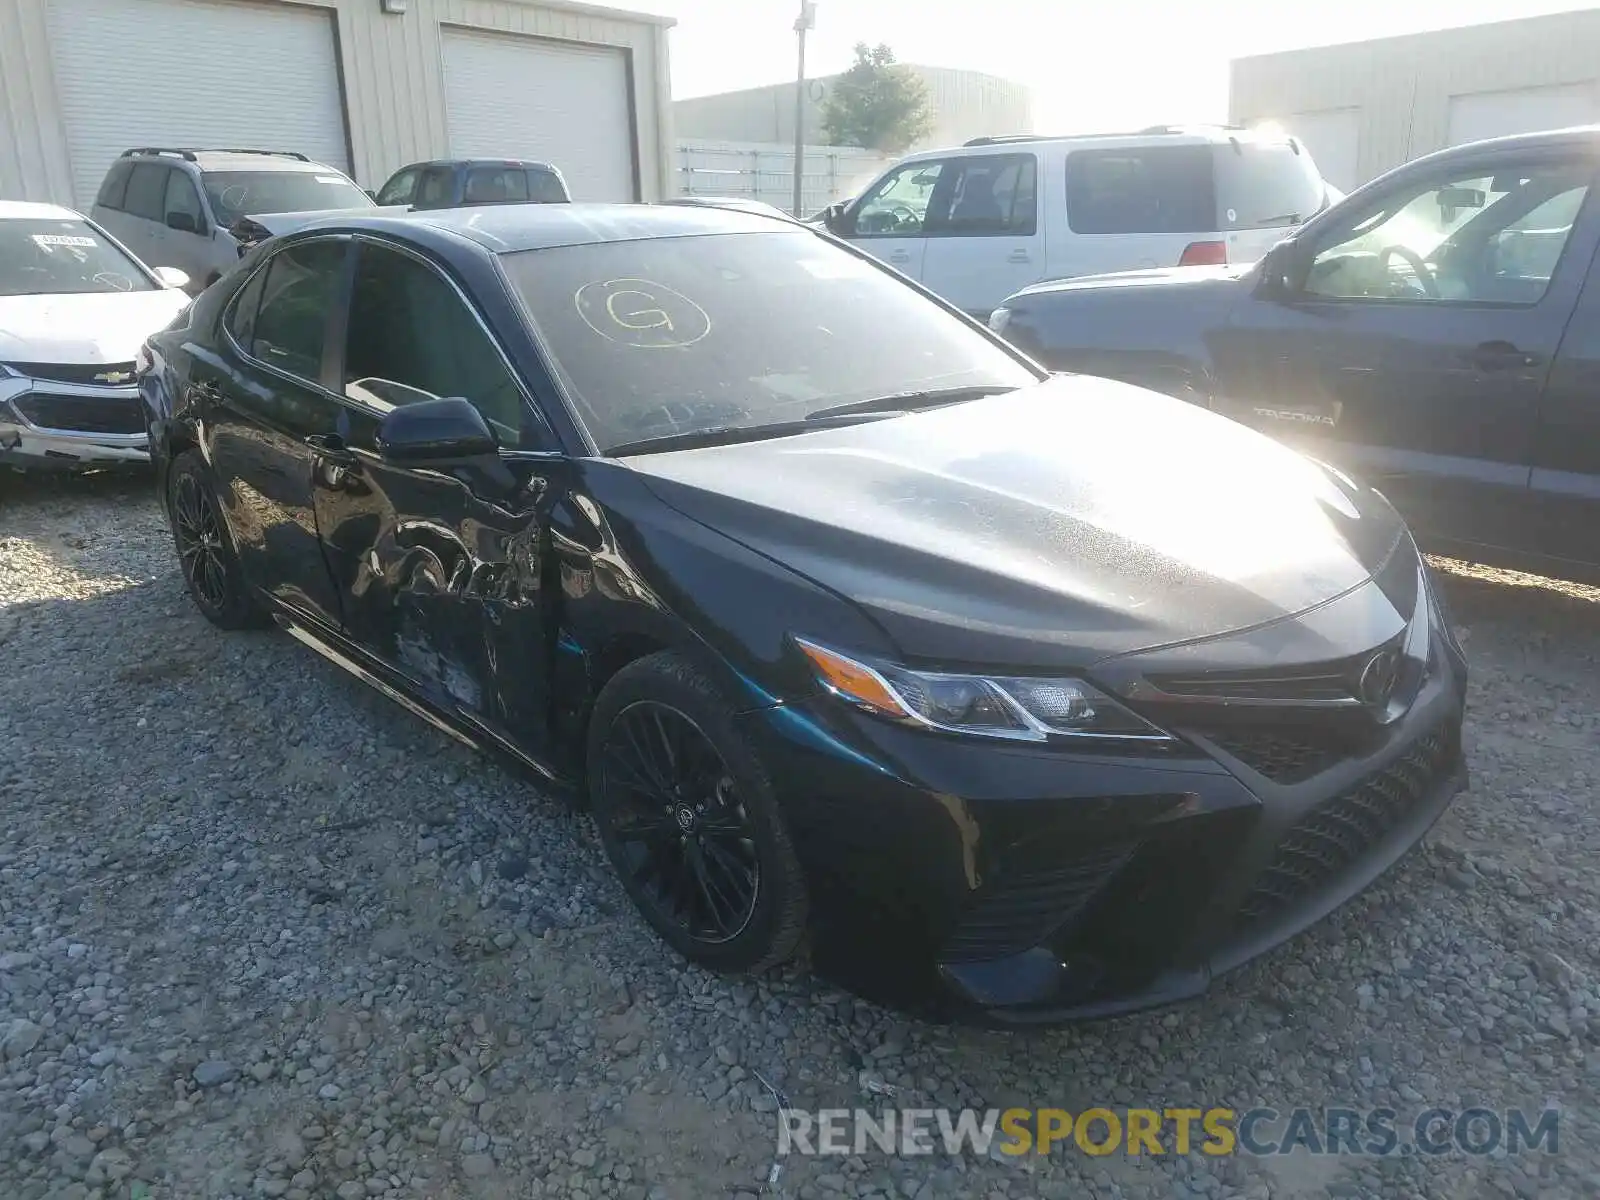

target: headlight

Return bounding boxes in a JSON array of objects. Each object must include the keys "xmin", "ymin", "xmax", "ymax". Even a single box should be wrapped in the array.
[
  {"xmin": 988, "ymin": 306, "xmax": 1012, "ymax": 334},
  {"xmin": 794, "ymin": 637, "xmax": 1175, "ymax": 744}
]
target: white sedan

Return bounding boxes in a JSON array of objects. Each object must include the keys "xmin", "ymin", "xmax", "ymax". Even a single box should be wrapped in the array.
[{"xmin": 0, "ymin": 200, "xmax": 191, "ymax": 470}]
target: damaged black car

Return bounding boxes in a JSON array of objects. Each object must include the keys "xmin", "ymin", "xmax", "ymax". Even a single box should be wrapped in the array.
[{"xmin": 140, "ymin": 204, "xmax": 1468, "ymax": 1023}]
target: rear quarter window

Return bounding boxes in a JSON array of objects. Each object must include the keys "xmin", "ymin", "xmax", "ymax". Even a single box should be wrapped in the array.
[
  {"xmin": 96, "ymin": 161, "xmax": 133, "ymax": 211},
  {"xmin": 1064, "ymin": 146, "xmax": 1215, "ymax": 235},
  {"xmin": 123, "ymin": 163, "xmax": 170, "ymax": 222}
]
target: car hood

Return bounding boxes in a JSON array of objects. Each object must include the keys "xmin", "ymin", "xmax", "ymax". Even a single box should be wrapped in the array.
[
  {"xmin": 0, "ymin": 288, "xmax": 190, "ymax": 364},
  {"xmin": 1011, "ymin": 263, "xmax": 1252, "ymax": 299},
  {"xmin": 624, "ymin": 375, "xmax": 1407, "ymax": 670},
  {"xmin": 242, "ymin": 204, "xmax": 396, "ymax": 236}
]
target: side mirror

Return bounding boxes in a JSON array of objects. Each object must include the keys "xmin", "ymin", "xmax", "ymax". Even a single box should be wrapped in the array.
[
  {"xmin": 375, "ymin": 396, "xmax": 497, "ymax": 463},
  {"xmin": 165, "ymin": 211, "xmax": 200, "ymax": 234},
  {"xmin": 823, "ymin": 201, "xmax": 850, "ymax": 235},
  {"xmin": 364, "ymin": 188, "xmax": 377, "ymax": 200},
  {"xmin": 1256, "ymin": 240, "xmax": 1304, "ymax": 300},
  {"xmin": 152, "ymin": 266, "xmax": 191, "ymax": 290}
]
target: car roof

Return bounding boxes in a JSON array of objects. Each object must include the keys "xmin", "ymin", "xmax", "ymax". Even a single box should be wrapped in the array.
[
  {"xmin": 118, "ymin": 148, "xmax": 342, "ymax": 174},
  {"xmin": 293, "ymin": 202, "xmax": 808, "ymax": 253},
  {"xmin": 0, "ymin": 199, "xmax": 84, "ymax": 221},
  {"xmin": 898, "ymin": 124, "xmax": 1292, "ymax": 162},
  {"xmin": 401, "ymin": 158, "xmax": 561, "ymax": 171}
]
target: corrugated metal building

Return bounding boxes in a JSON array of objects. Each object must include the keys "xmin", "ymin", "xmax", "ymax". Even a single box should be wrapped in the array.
[
  {"xmin": 675, "ymin": 65, "xmax": 1033, "ymax": 154},
  {"xmin": 0, "ymin": 0, "xmax": 675, "ymax": 208},
  {"xmin": 1231, "ymin": 9, "xmax": 1600, "ymax": 192}
]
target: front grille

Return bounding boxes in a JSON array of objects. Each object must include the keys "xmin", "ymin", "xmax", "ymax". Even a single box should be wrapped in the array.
[
  {"xmin": 1236, "ymin": 720, "xmax": 1459, "ymax": 928},
  {"xmin": 12, "ymin": 392, "xmax": 145, "ymax": 435},
  {"xmin": 7, "ymin": 361, "xmax": 137, "ymax": 387},
  {"xmin": 1204, "ymin": 727, "xmax": 1355, "ymax": 784},
  {"xmin": 943, "ymin": 839, "xmax": 1137, "ymax": 963}
]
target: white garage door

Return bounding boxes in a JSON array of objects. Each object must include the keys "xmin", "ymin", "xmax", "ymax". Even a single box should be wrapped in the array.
[
  {"xmin": 442, "ymin": 28, "xmax": 636, "ymax": 202},
  {"xmin": 1271, "ymin": 109, "xmax": 1361, "ymax": 192},
  {"xmin": 47, "ymin": 0, "xmax": 350, "ymax": 209},
  {"xmin": 1448, "ymin": 84, "xmax": 1600, "ymax": 148}
]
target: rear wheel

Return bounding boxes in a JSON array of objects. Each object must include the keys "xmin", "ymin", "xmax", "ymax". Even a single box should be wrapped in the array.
[
  {"xmin": 168, "ymin": 450, "xmax": 269, "ymax": 630},
  {"xmin": 587, "ymin": 651, "xmax": 808, "ymax": 973}
]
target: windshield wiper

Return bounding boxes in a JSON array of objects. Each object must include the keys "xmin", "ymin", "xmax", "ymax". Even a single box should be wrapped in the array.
[
  {"xmin": 604, "ymin": 411, "xmax": 905, "ymax": 457},
  {"xmin": 1251, "ymin": 212, "xmax": 1302, "ymax": 227},
  {"xmin": 804, "ymin": 384, "xmax": 1020, "ymax": 423}
]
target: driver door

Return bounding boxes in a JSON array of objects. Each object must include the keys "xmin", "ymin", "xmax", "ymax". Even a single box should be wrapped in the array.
[
  {"xmin": 841, "ymin": 158, "xmax": 948, "ymax": 282},
  {"xmin": 1214, "ymin": 150, "xmax": 1600, "ymax": 548}
]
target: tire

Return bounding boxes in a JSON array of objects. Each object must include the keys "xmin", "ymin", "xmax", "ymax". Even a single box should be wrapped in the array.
[
  {"xmin": 587, "ymin": 650, "xmax": 808, "ymax": 973},
  {"xmin": 167, "ymin": 449, "xmax": 270, "ymax": 631}
]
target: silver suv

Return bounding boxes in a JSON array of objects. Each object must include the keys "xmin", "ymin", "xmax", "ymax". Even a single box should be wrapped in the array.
[{"xmin": 90, "ymin": 148, "xmax": 373, "ymax": 294}]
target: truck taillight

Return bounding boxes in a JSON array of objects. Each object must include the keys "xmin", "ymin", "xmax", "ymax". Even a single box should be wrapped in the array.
[{"xmin": 1179, "ymin": 240, "xmax": 1227, "ymax": 267}]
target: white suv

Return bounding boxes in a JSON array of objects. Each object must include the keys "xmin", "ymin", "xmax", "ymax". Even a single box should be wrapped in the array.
[
  {"xmin": 819, "ymin": 125, "xmax": 1335, "ymax": 316},
  {"xmin": 90, "ymin": 147, "xmax": 373, "ymax": 294}
]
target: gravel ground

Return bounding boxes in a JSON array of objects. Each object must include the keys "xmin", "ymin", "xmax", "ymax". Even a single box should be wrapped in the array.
[{"xmin": 1, "ymin": 469, "xmax": 1597, "ymax": 1200}]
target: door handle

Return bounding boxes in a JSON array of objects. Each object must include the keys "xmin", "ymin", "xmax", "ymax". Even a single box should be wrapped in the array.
[
  {"xmin": 1007, "ymin": 250, "xmax": 1031, "ymax": 263},
  {"xmin": 1469, "ymin": 341, "xmax": 1537, "ymax": 370},
  {"xmin": 304, "ymin": 432, "xmax": 357, "ymax": 465}
]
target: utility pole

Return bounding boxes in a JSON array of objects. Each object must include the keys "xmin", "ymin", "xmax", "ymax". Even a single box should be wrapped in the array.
[{"xmin": 792, "ymin": 1, "xmax": 817, "ymax": 218}]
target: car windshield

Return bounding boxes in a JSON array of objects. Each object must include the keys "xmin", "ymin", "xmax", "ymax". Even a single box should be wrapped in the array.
[
  {"xmin": 0, "ymin": 218, "xmax": 154, "ymax": 296},
  {"xmin": 499, "ymin": 230, "xmax": 1038, "ymax": 452},
  {"xmin": 202, "ymin": 170, "xmax": 373, "ymax": 223}
]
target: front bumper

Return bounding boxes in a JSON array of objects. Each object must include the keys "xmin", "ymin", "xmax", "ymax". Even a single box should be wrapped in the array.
[
  {"xmin": 0, "ymin": 375, "xmax": 150, "ymax": 470},
  {"xmin": 741, "ymin": 620, "xmax": 1468, "ymax": 1025}
]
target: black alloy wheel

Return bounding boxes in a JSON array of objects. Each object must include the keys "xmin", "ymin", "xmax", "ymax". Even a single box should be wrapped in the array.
[
  {"xmin": 168, "ymin": 451, "xmax": 268, "ymax": 630},
  {"xmin": 588, "ymin": 652, "xmax": 808, "ymax": 972}
]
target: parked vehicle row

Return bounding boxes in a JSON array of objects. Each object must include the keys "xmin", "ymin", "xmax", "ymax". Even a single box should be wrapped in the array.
[
  {"xmin": 817, "ymin": 124, "xmax": 1336, "ymax": 315},
  {"xmin": 988, "ymin": 126, "xmax": 1600, "ymax": 584},
  {"xmin": 138, "ymin": 201, "xmax": 1467, "ymax": 1023}
]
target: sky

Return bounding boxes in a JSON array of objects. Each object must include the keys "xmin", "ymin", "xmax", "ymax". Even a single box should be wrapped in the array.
[{"xmin": 623, "ymin": 0, "xmax": 1596, "ymax": 133}]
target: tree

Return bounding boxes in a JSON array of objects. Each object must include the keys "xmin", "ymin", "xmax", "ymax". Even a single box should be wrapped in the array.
[{"xmin": 819, "ymin": 44, "xmax": 933, "ymax": 156}]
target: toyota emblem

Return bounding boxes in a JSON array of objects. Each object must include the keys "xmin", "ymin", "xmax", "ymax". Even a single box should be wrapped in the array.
[{"xmin": 1358, "ymin": 648, "xmax": 1401, "ymax": 709}]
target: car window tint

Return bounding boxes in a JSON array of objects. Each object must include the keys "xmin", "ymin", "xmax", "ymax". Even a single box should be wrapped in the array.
[
  {"xmin": 528, "ymin": 169, "xmax": 568, "ymax": 203},
  {"xmin": 926, "ymin": 154, "xmax": 1037, "ymax": 236},
  {"xmin": 96, "ymin": 161, "xmax": 132, "ymax": 211},
  {"xmin": 224, "ymin": 263, "xmax": 270, "ymax": 348},
  {"xmin": 1214, "ymin": 141, "xmax": 1327, "ymax": 230},
  {"xmin": 464, "ymin": 168, "xmax": 529, "ymax": 204},
  {"xmin": 1064, "ymin": 146, "xmax": 1214, "ymax": 235},
  {"xmin": 1304, "ymin": 159, "xmax": 1591, "ymax": 305},
  {"xmin": 415, "ymin": 168, "xmax": 453, "ymax": 208},
  {"xmin": 376, "ymin": 168, "xmax": 417, "ymax": 206},
  {"xmin": 163, "ymin": 171, "xmax": 205, "ymax": 229},
  {"xmin": 250, "ymin": 240, "xmax": 346, "ymax": 383},
  {"xmin": 853, "ymin": 160, "xmax": 946, "ymax": 236},
  {"xmin": 343, "ymin": 243, "xmax": 527, "ymax": 447},
  {"xmin": 123, "ymin": 163, "xmax": 170, "ymax": 222}
]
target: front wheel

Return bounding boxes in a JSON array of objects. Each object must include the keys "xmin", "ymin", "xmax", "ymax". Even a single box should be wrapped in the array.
[
  {"xmin": 587, "ymin": 651, "xmax": 808, "ymax": 973},
  {"xmin": 168, "ymin": 450, "xmax": 269, "ymax": 630}
]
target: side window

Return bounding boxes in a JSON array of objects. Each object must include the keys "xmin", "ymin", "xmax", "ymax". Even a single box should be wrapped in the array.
[
  {"xmin": 251, "ymin": 240, "xmax": 347, "ymax": 383},
  {"xmin": 343, "ymin": 243, "xmax": 529, "ymax": 448},
  {"xmin": 414, "ymin": 168, "xmax": 454, "ymax": 209},
  {"xmin": 464, "ymin": 168, "xmax": 529, "ymax": 204},
  {"xmin": 1304, "ymin": 159, "xmax": 1592, "ymax": 305},
  {"xmin": 123, "ymin": 163, "xmax": 170, "ymax": 222},
  {"xmin": 375, "ymin": 168, "xmax": 418, "ymax": 207},
  {"xmin": 1064, "ymin": 146, "xmax": 1214, "ymax": 235},
  {"xmin": 96, "ymin": 161, "xmax": 132, "ymax": 211},
  {"xmin": 528, "ymin": 168, "xmax": 568, "ymax": 203},
  {"xmin": 223, "ymin": 263, "xmax": 270, "ymax": 349},
  {"xmin": 926, "ymin": 154, "xmax": 1037, "ymax": 236},
  {"xmin": 163, "ymin": 171, "xmax": 205, "ymax": 233},
  {"xmin": 851, "ymin": 160, "xmax": 947, "ymax": 236}
]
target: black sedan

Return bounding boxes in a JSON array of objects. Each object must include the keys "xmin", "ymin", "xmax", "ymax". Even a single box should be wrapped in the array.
[{"xmin": 140, "ymin": 204, "xmax": 1467, "ymax": 1023}]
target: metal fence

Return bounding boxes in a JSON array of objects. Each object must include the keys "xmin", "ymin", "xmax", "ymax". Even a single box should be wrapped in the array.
[{"xmin": 675, "ymin": 139, "xmax": 890, "ymax": 216}]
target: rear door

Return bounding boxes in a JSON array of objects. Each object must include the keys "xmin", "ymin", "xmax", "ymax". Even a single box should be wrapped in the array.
[
  {"xmin": 197, "ymin": 236, "xmax": 351, "ymax": 630},
  {"xmin": 838, "ymin": 157, "xmax": 946, "ymax": 282},
  {"xmin": 159, "ymin": 168, "xmax": 212, "ymax": 281},
  {"xmin": 1528, "ymin": 225, "xmax": 1600, "ymax": 576},
  {"xmin": 918, "ymin": 152, "xmax": 1042, "ymax": 316},
  {"xmin": 103, "ymin": 160, "xmax": 171, "ymax": 269},
  {"xmin": 1213, "ymin": 149, "xmax": 1600, "ymax": 551},
  {"xmin": 312, "ymin": 238, "xmax": 558, "ymax": 752}
]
